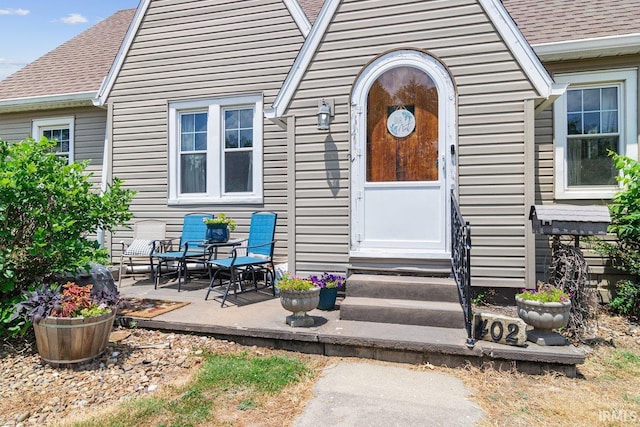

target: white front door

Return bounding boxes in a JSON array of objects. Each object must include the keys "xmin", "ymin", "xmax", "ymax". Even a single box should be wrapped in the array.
[{"xmin": 350, "ymin": 50, "xmax": 456, "ymax": 259}]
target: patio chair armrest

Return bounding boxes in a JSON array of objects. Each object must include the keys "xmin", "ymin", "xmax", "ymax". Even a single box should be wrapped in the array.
[
  {"xmin": 163, "ymin": 237, "xmax": 180, "ymax": 252},
  {"xmin": 246, "ymin": 240, "xmax": 275, "ymax": 258}
]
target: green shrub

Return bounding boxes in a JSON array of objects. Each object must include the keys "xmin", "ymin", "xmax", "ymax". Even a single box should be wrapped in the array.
[
  {"xmin": 609, "ymin": 280, "xmax": 640, "ymax": 318},
  {"xmin": 598, "ymin": 153, "xmax": 640, "ymax": 276},
  {"xmin": 593, "ymin": 153, "xmax": 640, "ymax": 318},
  {"xmin": 0, "ymin": 137, "xmax": 134, "ymax": 337}
]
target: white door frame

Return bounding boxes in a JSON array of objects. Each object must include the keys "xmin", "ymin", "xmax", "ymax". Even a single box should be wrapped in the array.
[{"xmin": 350, "ymin": 49, "xmax": 457, "ymax": 259}]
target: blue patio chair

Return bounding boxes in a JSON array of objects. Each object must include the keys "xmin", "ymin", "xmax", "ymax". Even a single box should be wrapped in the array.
[
  {"xmin": 205, "ymin": 211, "xmax": 277, "ymax": 306},
  {"xmin": 153, "ymin": 213, "xmax": 212, "ymax": 291}
]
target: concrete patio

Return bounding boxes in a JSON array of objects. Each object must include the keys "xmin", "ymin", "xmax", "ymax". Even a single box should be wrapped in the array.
[{"xmin": 116, "ymin": 275, "xmax": 585, "ymax": 377}]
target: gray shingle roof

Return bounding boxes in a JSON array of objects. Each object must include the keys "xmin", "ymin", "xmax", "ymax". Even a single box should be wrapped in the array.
[
  {"xmin": 0, "ymin": 9, "xmax": 135, "ymax": 102},
  {"xmin": 298, "ymin": 0, "xmax": 324, "ymax": 24},
  {"xmin": 502, "ymin": 0, "xmax": 640, "ymax": 45}
]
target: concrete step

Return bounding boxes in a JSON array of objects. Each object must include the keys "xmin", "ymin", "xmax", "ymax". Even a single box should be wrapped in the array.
[
  {"xmin": 346, "ymin": 274, "xmax": 459, "ymax": 303},
  {"xmin": 340, "ymin": 297, "xmax": 465, "ymax": 328}
]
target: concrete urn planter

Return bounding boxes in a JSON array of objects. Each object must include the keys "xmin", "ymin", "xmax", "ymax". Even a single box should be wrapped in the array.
[
  {"xmin": 279, "ymin": 287, "xmax": 320, "ymax": 327},
  {"xmin": 515, "ymin": 296, "xmax": 571, "ymax": 346}
]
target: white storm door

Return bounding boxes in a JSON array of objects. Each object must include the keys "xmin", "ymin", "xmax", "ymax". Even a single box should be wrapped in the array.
[{"xmin": 350, "ymin": 52, "xmax": 455, "ymax": 258}]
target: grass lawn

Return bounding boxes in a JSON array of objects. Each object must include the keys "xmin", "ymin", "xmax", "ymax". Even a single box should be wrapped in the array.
[{"xmin": 63, "ymin": 351, "xmax": 325, "ymax": 427}]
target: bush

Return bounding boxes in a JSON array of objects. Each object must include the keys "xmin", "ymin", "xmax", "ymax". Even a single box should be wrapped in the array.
[
  {"xmin": 0, "ymin": 137, "xmax": 134, "ymax": 337},
  {"xmin": 609, "ymin": 280, "xmax": 640, "ymax": 318},
  {"xmin": 593, "ymin": 153, "xmax": 640, "ymax": 318},
  {"xmin": 598, "ymin": 153, "xmax": 640, "ymax": 276}
]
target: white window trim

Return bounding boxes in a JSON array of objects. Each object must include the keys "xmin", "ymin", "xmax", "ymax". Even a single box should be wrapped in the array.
[
  {"xmin": 554, "ymin": 69, "xmax": 638, "ymax": 200},
  {"xmin": 32, "ymin": 116, "xmax": 75, "ymax": 163},
  {"xmin": 168, "ymin": 95, "xmax": 264, "ymax": 205}
]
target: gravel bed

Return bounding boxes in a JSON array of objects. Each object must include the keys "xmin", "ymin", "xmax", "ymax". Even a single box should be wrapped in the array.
[{"xmin": 0, "ymin": 327, "xmax": 243, "ymax": 426}]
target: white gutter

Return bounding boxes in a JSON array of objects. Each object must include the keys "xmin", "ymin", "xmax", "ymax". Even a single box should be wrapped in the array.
[
  {"xmin": 0, "ymin": 91, "xmax": 98, "ymax": 112},
  {"xmin": 534, "ymin": 33, "xmax": 640, "ymax": 62},
  {"xmin": 534, "ymin": 83, "xmax": 568, "ymax": 115},
  {"xmin": 97, "ymin": 123, "xmax": 109, "ymax": 248}
]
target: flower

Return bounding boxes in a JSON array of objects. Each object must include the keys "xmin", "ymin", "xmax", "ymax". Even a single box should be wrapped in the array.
[
  {"xmin": 203, "ymin": 213, "xmax": 237, "ymax": 231},
  {"xmin": 310, "ymin": 273, "xmax": 346, "ymax": 289},
  {"xmin": 516, "ymin": 283, "xmax": 571, "ymax": 303},
  {"xmin": 276, "ymin": 273, "xmax": 317, "ymax": 291},
  {"xmin": 13, "ymin": 282, "xmax": 120, "ymax": 324}
]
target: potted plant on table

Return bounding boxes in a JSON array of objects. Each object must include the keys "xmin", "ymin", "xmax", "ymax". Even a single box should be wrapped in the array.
[
  {"xmin": 277, "ymin": 273, "xmax": 321, "ymax": 327},
  {"xmin": 311, "ymin": 273, "xmax": 346, "ymax": 310},
  {"xmin": 515, "ymin": 282, "xmax": 571, "ymax": 346},
  {"xmin": 13, "ymin": 281, "xmax": 120, "ymax": 365},
  {"xmin": 203, "ymin": 213, "xmax": 237, "ymax": 243}
]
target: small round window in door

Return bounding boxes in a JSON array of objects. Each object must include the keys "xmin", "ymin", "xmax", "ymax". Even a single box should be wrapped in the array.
[{"xmin": 366, "ymin": 66, "xmax": 438, "ymax": 182}]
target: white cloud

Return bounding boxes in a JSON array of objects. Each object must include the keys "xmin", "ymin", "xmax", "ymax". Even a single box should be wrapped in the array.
[
  {"xmin": 0, "ymin": 58, "xmax": 25, "ymax": 67},
  {"xmin": 0, "ymin": 8, "xmax": 30, "ymax": 16},
  {"xmin": 60, "ymin": 13, "xmax": 88, "ymax": 24},
  {"xmin": 0, "ymin": 58, "xmax": 26, "ymax": 81}
]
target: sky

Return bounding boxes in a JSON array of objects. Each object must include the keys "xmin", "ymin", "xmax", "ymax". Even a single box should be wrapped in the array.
[{"xmin": 0, "ymin": 1, "xmax": 141, "ymax": 81}]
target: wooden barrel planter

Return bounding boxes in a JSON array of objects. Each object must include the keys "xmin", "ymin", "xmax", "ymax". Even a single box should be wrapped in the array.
[{"xmin": 32, "ymin": 309, "xmax": 116, "ymax": 365}]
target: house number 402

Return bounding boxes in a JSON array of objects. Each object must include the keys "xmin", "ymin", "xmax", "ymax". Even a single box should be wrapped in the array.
[
  {"xmin": 473, "ymin": 313, "xmax": 527, "ymax": 346},
  {"xmin": 477, "ymin": 319, "xmax": 520, "ymax": 343}
]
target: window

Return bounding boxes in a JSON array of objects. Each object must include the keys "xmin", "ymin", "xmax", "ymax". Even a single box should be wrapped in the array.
[
  {"xmin": 32, "ymin": 117, "xmax": 75, "ymax": 163},
  {"xmin": 168, "ymin": 95, "xmax": 263, "ymax": 204},
  {"xmin": 554, "ymin": 69, "xmax": 638, "ymax": 199}
]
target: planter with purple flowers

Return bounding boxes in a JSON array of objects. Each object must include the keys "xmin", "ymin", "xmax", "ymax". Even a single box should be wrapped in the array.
[{"xmin": 310, "ymin": 273, "xmax": 346, "ymax": 311}]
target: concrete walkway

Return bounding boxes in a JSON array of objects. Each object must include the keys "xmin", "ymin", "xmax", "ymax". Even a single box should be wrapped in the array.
[{"xmin": 294, "ymin": 361, "xmax": 483, "ymax": 427}]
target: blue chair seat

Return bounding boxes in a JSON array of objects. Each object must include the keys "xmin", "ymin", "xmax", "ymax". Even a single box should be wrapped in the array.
[
  {"xmin": 155, "ymin": 250, "xmax": 206, "ymax": 259},
  {"xmin": 205, "ymin": 212, "xmax": 277, "ymax": 306},
  {"xmin": 209, "ymin": 256, "xmax": 268, "ymax": 269}
]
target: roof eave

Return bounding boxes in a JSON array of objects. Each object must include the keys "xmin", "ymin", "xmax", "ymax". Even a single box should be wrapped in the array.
[
  {"xmin": 478, "ymin": 0, "xmax": 556, "ymax": 99},
  {"xmin": 283, "ymin": 0, "xmax": 311, "ymax": 38},
  {"xmin": 271, "ymin": 0, "xmax": 341, "ymax": 118},
  {"xmin": 534, "ymin": 83, "xmax": 568, "ymax": 115},
  {"xmin": 97, "ymin": 0, "xmax": 152, "ymax": 105},
  {"xmin": 0, "ymin": 91, "xmax": 99, "ymax": 114},
  {"xmin": 272, "ymin": 0, "xmax": 559, "ymax": 118},
  {"xmin": 534, "ymin": 33, "xmax": 640, "ymax": 62}
]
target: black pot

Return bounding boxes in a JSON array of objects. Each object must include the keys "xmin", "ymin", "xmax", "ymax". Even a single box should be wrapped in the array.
[{"xmin": 206, "ymin": 224, "xmax": 229, "ymax": 243}]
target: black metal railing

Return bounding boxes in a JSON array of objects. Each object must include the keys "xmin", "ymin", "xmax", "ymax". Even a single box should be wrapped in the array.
[{"xmin": 451, "ymin": 190, "xmax": 475, "ymax": 348}]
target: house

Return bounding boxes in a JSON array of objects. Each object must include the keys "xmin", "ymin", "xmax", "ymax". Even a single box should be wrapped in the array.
[
  {"xmin": 99, "ymin": 0, "xmax": 568, "ymax": 290},
  {"xmin": 0, "ymin": 9, "xmax": 136, "ymax": 189},
  {"xmin": 3, "ymin": 0, "xmax": 637, "ymax": 295}
]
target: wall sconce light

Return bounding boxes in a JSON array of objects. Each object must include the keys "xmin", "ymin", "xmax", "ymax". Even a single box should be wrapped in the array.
[{"xmin": 317, "ymin": 99, "xmax": 331, "ymax": 130}]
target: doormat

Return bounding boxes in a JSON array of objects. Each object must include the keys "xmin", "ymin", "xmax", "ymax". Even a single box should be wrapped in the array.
[{"xmin": 118, "ymin": 298, "xmax": 190, "ymax": 319}]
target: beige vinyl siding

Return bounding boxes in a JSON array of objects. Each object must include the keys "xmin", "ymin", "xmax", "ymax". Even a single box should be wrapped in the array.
[
  {"xmin": 107, "ymin": 0, "xmax": 304, "ymax": 260},
  {"xmin": 288, "ymin": 0, "xmax": 538, "ymax": 285},
  {"xmin": 0, "ymin": 106, "xmax": 106, "ymax": 185},
  {"xmin": 534, "ymin": 55, "xmax": 640, "ymax": 285}
]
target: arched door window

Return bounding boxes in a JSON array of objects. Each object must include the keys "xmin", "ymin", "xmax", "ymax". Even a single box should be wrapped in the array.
[{"xmin": 366, "ymin": 66, "xmax": 439, "ymax": 182}]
